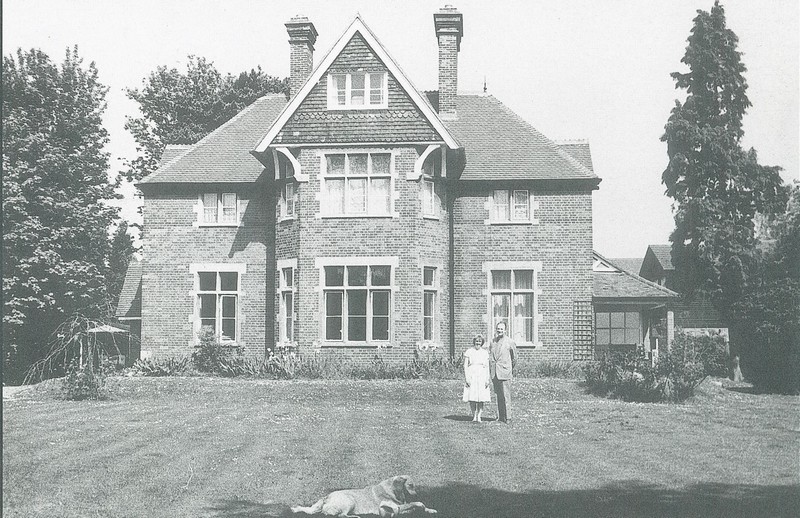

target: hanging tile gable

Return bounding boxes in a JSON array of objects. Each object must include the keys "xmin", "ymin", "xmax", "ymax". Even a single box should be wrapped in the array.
[{"xmin": 275, "ymin": 33, "xmax": 441, "ymax": 145}]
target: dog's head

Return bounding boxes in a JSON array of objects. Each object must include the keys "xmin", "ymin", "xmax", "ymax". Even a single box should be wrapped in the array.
[{"xmin": 388, "ymin": 475, "xmax": 417, "ymax": 503}]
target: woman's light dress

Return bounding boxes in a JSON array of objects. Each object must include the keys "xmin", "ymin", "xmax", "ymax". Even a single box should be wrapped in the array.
[{"xmin": 462, "ymin": 347, "xmax": 491, "ymax": 402}]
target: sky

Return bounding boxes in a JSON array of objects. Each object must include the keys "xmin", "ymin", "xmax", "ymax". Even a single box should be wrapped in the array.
[{"xmin": 3, "ymin": 0, "xmax": 798, "ymax": 258}]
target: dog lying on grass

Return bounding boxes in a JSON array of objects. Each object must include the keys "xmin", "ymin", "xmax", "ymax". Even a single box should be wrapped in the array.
[{"xmin": 290, "ymin": 475, "xmax": 438, "ymax": 517}]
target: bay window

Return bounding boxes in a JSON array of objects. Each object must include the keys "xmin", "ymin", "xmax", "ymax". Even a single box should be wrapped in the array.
[{"xmin": 323, "ymin": 264, "xmax": 392, "ymax": 342}]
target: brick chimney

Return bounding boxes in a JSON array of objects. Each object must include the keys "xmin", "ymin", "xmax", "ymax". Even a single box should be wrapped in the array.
[
  {"xmin": 434, "ymin": 6, "xmax": 463, "ymax": 120},
  {"xmin": 285, "ymin": 15, "xmax": 318, "ymax": 98}
]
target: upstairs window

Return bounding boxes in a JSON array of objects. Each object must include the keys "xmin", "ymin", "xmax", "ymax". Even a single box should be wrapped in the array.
[
  {"xmin": 328, "ymin": 72, "xmax": 387, "ymax": 109},
  {"xmin": 322, "ymin": 152, "xmax": 392, "ymax": 216},
  {"xmin": 202, "ymin": 193, "xmax": 238, "ymax": 225},
  {"xmin": 280, "ymin": 182, "xmax": 296, "ymax": 219},
  {"xmin": 492, "ymin": 190, "xmax": 531, "ymax": 223}
]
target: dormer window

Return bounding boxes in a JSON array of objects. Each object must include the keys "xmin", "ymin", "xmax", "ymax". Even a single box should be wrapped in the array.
[{"xmin": 328, "ymin": 72, "xmax": 387, "ymax": 109}]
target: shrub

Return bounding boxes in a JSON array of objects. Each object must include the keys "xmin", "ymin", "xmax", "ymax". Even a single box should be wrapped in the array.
[
  {"xmin": 62, "ymin": 358, "xmax": 109, "ymax": 400},
  {"xmin": 584, "ymin": 348, "xmax": 706, "ymax": 403},
  {"xmin": 192, "ymin": 327, "xmax": 243, "ymax": 373},
  {"xmin": 516, "ymin": 360, "xmax": 584, "ymax": 379},
  {"xmin": 672, "ymin": 332, "xmax": 729, "ymax": 377},
  {"xmin": 131, "ymin": 357, "xmax": 189, "ymax": 377}
]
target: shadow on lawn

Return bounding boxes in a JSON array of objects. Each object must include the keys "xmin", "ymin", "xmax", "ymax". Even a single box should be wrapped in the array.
[
  {"xmin": 205, "ymin": 481, "xmax": 799, "ymax": 518},
  {"xmin": 443, "ymin": 414, "xmax": 497, "ymax": 422}
]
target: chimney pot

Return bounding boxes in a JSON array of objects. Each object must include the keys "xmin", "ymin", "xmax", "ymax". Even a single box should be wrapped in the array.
[{"xmin": 285, "ymin": 16, "xmax": 318, "ymax": 98}]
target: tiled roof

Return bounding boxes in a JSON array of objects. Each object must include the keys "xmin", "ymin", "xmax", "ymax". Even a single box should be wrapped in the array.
[
  {"xmin": 138, "ymin": 94, "xmax": 288, "ymax": 185},
  {"xmin": 440, "ymin": 94, "xmax": 599, "ymax": 181},
  {"xmin": 115, "ymin": 258, "xmax": 142, "ymax": 319},
  {"xmin": 648, "ymin": 244, "xmax": 674, "ymax": 270},
  {"xmin": 158, "ymin": 145, "xmax": 191, "ymax": 167},
  {"xmin": 593, "ymin": 251, "xmax": 677, "ymax": 300},
  {"xmin": 609, "ymin": 258, "xmax": 643, "ymax": 275},
  {"xmin": 556, "ymin": 141, "xmax": 593, "ymax": 174}
]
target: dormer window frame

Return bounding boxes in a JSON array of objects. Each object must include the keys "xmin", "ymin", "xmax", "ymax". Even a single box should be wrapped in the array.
[{"xmin": 327, "ymin": 71, "xmax": 388, "ymax": 110}]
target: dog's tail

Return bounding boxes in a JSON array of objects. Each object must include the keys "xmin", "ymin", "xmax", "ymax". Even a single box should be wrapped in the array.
[{"xmin": 290, "ymin": 498, "xmax": 324, "ymax": 515}]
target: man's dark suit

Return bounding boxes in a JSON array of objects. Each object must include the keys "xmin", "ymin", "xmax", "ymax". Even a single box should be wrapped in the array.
[{"xmin": 489, "ymin": 334, "xmax": 517, "ymax": 423}]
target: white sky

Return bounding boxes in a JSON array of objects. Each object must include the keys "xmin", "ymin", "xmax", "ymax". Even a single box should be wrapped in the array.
[{"xmin": 3, "ymin": 0, "xmax": 798, "ymax": 258}]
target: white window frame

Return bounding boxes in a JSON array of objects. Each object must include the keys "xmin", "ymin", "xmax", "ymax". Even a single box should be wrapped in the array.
[
  {"xmin": 278, "ymin": 260, "xmax": 297, "ymax": 345},
  {"xmin": 422, "ymin": 266, "xmax": 438, "ymax": 342},
  {"xmin": 320, "ymin": 151, "xmax": 394, "ymax": 217},
  {"xmin": 483, "ymin": 261, "xmax": 543, "ymax": 347},
  {"xmin": 421, "ymin": 178, "xmax": 437, "ymax": 218},
  {"xmin": 490, "ymin": 189, "xmax": 535, "ymax": 224},
  {"xmin": 315, "ymin": 257, "xmax": 398, "ymax": 346},
  {"xmin": 280, "ymin": 182, "xmax": 296, "ymax": 220},
  {"xmin": 190, "ymin": 264, "xmax": 246, "ymax": 344},
  {"xmin": 327, "ymin": 71, "xmax": 388, "ymax": 109},
  {"xmin": 199, "ymin": 192, "xmax": 239, "ymax": 226}
]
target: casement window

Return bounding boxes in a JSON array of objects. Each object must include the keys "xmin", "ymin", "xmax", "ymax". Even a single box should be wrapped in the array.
[
  {"xmin": 196, "ymin": 271, "xmax": 239, "ymax": 341},
  {"xmin": 595, "ymin": 311, "xmax": 641, "ymax": 345},
  {"xmin": 423, "ymin": 267, "xmax": 437, "ymax": 341},
  {"xmin": 280, "ymin": 182, "xmax": 296, "ymax": 219},
  {"xmin": 490, "ymin": 269, "xmax": 538, "ymax": 345},
  {"xmin": 492, "ymin": 190, "xmax": 531, "ymax": 223},
  {"xmin": 279, "ymin": 266, "xmax": 295, "ymax": 343},
  {"xmin": 323, "ymin": 264, "xmax": 391, "ymax": 342},
  {"xmin": 328, "ymin": 72, "xmax": 387, "ymax": 109},
  {"xmin": 322, "ymin": 152, "xmax": 392, "ymax": 216},
  {"xmin": 202, "ymin": 193, "xmax": 238, "ymax": 224},
  {"xmin": 422, "ymin": 179, "xmax": 436, "ymax": 217}
]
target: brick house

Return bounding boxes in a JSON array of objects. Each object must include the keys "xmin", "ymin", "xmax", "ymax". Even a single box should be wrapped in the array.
[{"xmin": 120, "ymin": 7, "xmax": 616, "ymax": 364}]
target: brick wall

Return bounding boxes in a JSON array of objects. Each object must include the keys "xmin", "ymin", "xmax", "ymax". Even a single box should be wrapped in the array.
[
  {"xmin": 452, "ymin": 187, "xmax": 594, "ymax": 361},
  {"xmin": 140, "ymin": 185, "xmax": 269, "ymax": 359}
]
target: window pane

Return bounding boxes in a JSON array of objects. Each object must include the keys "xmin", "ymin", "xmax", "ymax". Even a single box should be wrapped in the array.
[
  {"xmin": 625, "ymin": 327, "xmax": 640, "ymax": 344},
  {"xmin": 282, "ymin": 267, "xmax": 293, "ymax": 287},
  {"xmin": 326, "ymin": 155, "xmax": 345, "ymax": 175},
  {"xmin": 220, "ymin": 272, "xmax": 238, "ymax": 291},
  {"xmin": 371, "ymin": 266, "xmax": 391, "ymax": 286},
  {"xmin": 331, "ymin": 74, "xmax": 346, "ymax": 105},
  {"xmin": 368, "ymin": 178, "xmax": 390, "ymax": 214},
  {"xmin": 326, "ymin": 179, "xmax": 345, "ymax": 214},
  {"xmin": 201, "ymin": 320, "xmax": 216, "ymax": 332},
  {"xmin": 222, "ymin": 318, "xmax": 236, "ymax": 340},
  {"xmin": 625, "ymin": 312, "xmax": 639, "ymax": 329},
  {"xmin": 199, "ymin": 294, "xmax": 216, "ymax": 319},
  {"xmin": 373, "ymin": 290, "xmax": 390, "ymax": 316},
  {"xmin": 347, "ymin": 266, "xmax": 367, "ymax": 286},
  {"xmin": 423, "ymin": 267, "xmax": 435, "ymax": 286},
  {"xmin": 371, "ymin": 153, "xmax": 391, "ymax": 175},
  {"xmin": 325, "ymin": 267, "xmax": 344, "ymax": 287},
  {"xmin": 198, "ymin": 272, "xmax": 217, "ymax": 291},
  {"xmin": 597, "ymin": 329, "xmax": 610, "ymax": 345},
  {"xmin": 610, "ymin": 328, "xmax": 626, "ymax": 344},
  {"xmin": 325, "ymin": 292, "xmax": 343, "ymax": 340},
  {"xmin": 372, "ymin": 317, "xmax": 389, "ymax": 341},
  {"xmin": 423, "ymin": 317, "xmax": 433, "ymax": 341},
  {"xmin": 284, "ymin": 183, "xmax": 294, "ymax": 215},
  {"xmin": 348, "ymin": 290, "xmax": 367, "ymax": 315},
  {"xmin": 350, "ymin": 73, "xmax": 365, "ymax": 105},
  {"xmin": 513, "ymin": 190, "xmax": 529, "ymax": 220},
  {"xmin": 492, "ymin": 271, "xmax": 511, "ymax": 290},
  {"xmin": 424, "ymin": 291, "xmax": 434, "ymax": 317},
  {"xmin": 326, "ymin": 317, "xmax": 342, "ymax": 340},
  {"xmin": 221, "ymin": 295, "xmax": 236, "ymax": 317},
  {"xmin": 347, "ymin": 178, "xmax": 367, "ymax": 213},
  {"xmin": 423, "ymin": 180, "xmax": 435, "ymax": 215},
  {"xmin": 203, "ymin": 193, "xmax": 218, "ymax": 222},
  {"xmin": 349, "ymin": 317, "xmax": 367, "ymax": 341},
  {"xmin": 221, "ymin": 193, "xmax": 237, "ymax": 223},
  {"xmin": 492, "ymin": 294, "xmax": 511, "ymax": 321},
  {"xmin": 514, "ymin": 294, "xmax": 533, "ymax": 318},
  {"xmin": 610, "ymin": 312, "xmax": 625, "ymax": 328},
  {"xmin": 596, "ymin": 312, "xmax": 610, "ymax": 328},
  {"xmin": 369, "ymin": 73, "xmax": 384, "ymax": 104},
  {"xmin": 493, "ymin": 190, "xmax": 509, "ymax": 221},
  {"xmin": 514, "ymin": 270, "xmax": 533, "ymax": 290},
  {"xmin": 349, "ymin": 154, "xmax": 368, "ymax": 175}
]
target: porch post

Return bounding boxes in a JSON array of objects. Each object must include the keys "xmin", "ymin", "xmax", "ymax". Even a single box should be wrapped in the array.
[{"xmin": 666, "ymin": 310, "xmax": 675, "ymax": 353}]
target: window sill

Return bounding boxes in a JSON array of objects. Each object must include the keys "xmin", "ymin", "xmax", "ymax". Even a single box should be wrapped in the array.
[
  {"xmin": 278, "ymin": 216, "xmax": 296, "ymax": 224},
  {"xmin": 320, "ymin": 214, "xmax": 396, "ymax": 219},
  {"xmin": 487, "ymin": 220, "xmax": 538, "ymax": 226},
  {"xmin": 196, "ymin": 222, "xmax": 241, "ymax": 228},
  {"xmin": 326, "ymin": 105, "xmax": 389, "ymax": 111},
  {"xmin": 422, "ymin": 215, "xmax": 440, "ymax": 221},
  {"xmin": 319, "ymin": 341, "xmax": 392, "ymax": 348}
]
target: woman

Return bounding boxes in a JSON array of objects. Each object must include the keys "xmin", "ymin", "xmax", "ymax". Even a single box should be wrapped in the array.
[{"xmin": 462, "ymin": 334, "xmax": 491, "ymax": 422}]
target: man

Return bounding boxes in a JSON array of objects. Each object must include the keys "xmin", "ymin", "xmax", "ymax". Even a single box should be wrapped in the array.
[{"xmin": 489, "ymin": 321, "xmax": 517, "ymax": 424}]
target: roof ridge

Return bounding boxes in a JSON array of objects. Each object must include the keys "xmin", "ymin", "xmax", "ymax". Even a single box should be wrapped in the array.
[
  {"xmin": 489, "ymin": 96, "xmax": 597, "ymax": 179},
  {"xmin": 140, "ymin": 97, "xmax": 271, "ymax": 185},
  {"xmin": 554, "ymin": 139, "xmax": 589, "ymax": 145}
]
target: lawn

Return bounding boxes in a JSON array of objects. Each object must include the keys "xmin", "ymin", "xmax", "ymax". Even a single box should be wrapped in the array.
[{"xmin": 3, "ymin": 376, "xmax": 799, "ymax": 517}]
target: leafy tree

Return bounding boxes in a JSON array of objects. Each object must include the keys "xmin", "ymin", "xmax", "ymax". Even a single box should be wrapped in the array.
[
  {"xmin": 3, "ymin": 47, "xmax": 118, "ymax": 382},
  {"xmin": 661, "ymin": 1, "xmax": 789, "ymax": 312},
  {"xmin": 106, "ymin": 220, "xmax": 136, "ymax": 314},
  {"xmin": 123, "ymin": 56, "xmax": 287, "ymax": 182}
]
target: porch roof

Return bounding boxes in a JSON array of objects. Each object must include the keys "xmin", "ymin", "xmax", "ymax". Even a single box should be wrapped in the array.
[{"xmin": 592, "ymin": 251, "xmax": 678, "ymax": 301}]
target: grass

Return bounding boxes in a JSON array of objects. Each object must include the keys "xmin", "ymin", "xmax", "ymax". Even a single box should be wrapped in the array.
[{"xmin": 3, "ymin": 376, "xmax": 799, "ymax": 517}]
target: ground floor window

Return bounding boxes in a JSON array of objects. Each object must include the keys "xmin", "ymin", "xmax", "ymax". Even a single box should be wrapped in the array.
[
  {"xmin": 322, "ymin": 263, "xmax": 392, "ymax": 342},
  {"xmin": 279, "ymin": 264, "xmax": 295, "ymax": 343},
  {"xmin": 595, "ymin": 310, "xmax": 641, "ymax": 345},
  {"xmin": 423, "ymin": 266, "xmax": 437, "ymax": 341},
  {"xmin": 485, "ymin": 262, "xmax": 542, "ymax": 346},
  {"xmin": 196, "ymin": 270, "xmax": 239, "ymax": 341}
]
